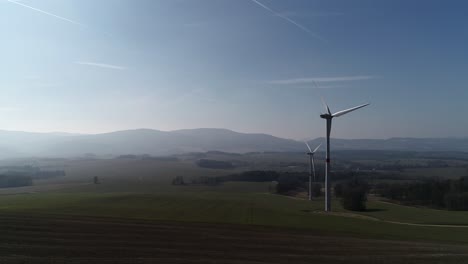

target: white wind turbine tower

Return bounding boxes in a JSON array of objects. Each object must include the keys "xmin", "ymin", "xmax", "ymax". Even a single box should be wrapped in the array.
[
  {"xmin": 305, "ymin": 142, "xmax": 321, "ymax": 201},
  {"xmin": 320, "ymin": 100, "xmax": 370, "ymax": 212}
]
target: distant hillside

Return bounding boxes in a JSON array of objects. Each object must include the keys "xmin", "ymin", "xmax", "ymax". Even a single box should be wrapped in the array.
[
  {"xmin": 307, "ymin": 137, "xmax": 468, "ymax": 152},
  {"xmin": 0, "ymin": 128, "xmax": 303, "ymax": 158},
  {"xmin": 0, "ymin": 128, "xmax": 466, "ymax": 158}
]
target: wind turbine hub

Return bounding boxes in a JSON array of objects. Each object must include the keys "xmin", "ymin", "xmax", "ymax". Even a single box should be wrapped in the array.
[{"xmin": 320, "ymin": 114, "xmax": 333, "ymax": 119}]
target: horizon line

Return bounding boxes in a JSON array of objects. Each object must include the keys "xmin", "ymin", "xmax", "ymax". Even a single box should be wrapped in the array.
[{"xmin": 0, "ymin": 128, "xmax": 464, "ymax": 141}]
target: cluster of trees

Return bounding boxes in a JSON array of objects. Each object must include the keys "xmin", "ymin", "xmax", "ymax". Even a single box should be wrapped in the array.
[
  {"xmin": 0, "ymin": 167, "xmax": 66, "ymax": 189},
  {"xmin": 348, "ymin": 160, "xmax": 449, "ymax": 172},
  {"xmin": 93, "ymin": 176, "xmax": 101, "ymax": 184},
  {"xmin": 173, "ymin": 171, "xmax": 280, "ymax": 186},
  {"xmin": 0, "ymin": 175, "xmax": 33, "ymax": 188},
  {"xmin": 172, "ymin": 176, "xmax": 185, "ymax": 185},
  {"xmin": 172, "ymin": 175, "xmax": 220, "ymax": 186},
  {"xmin": 273, "ymin": 172, "xmax": 324, "ymax": 197},
  {"xmin": 335, "ymin": 179, "xmax": 369, "ymax": 211},
  {"xmin": 224, "ymin": 171, "xmax": 279, "ymax": 182},
  {"xmin": 332, "ymin": 169, "xmax": 426, "ymax": 182},
  {"xmin": 278, "ymin": 162, "xmax": 308, "ymax": 168},
  {"xmin": 33, "ymin": 170, "xmax": 66, "ymax": 180},
  {"xmin": 172, "ymin": 170, "xmax": 323, "ymax": 197},
  {"xmin": 275, "ymin": 174, "xmax": 306, "ymax": 194},
  {"xmin": 374, "ymin": 177, "xmax": 468, "ymax": 210},
  {"xmin": 1, "ymin": 167, "xmax": 66, "ymax": 180},
  {"xmin": 310, "ymin": 183, "xmax": 322, "ymax": 197},
  {"xmin": 274, "ymin": 178, "xmax": 322, "ymax": 197},
  {"xmin": 196, "ymin": 159, "xmax": 234, "ymax": 169},
  {"xmin": 116, "ymin": 154, "xmax": 178, "ymax": 161},
  {"xmin": 444, "ymin": 193, "xmax": 468, "ymax": 211}
]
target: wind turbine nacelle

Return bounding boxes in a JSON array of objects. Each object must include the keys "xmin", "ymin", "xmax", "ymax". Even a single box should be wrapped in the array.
[{"xmin": 320, "ymin": 113, "xmax": 332, "ymax": 119}]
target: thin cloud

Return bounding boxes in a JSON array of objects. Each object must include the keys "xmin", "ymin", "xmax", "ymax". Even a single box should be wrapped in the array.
[
  {"xmin": 6, "ymin": 0, "xmax": 85, "ymax": 27},
  {"xmin": 278, "ymin": 11, "xmax": 344, "ymax": 18},
  {"xmin": 268, "ymin": 76, "xmax": 377, "ymax": 85},
  {"xmin": 250, "ymin": 0, "xmax": 325, "ymax": 41},
  {"xmin": 75, "ymin": 61, "xmax": 126, "ymax": 70},
  {"xmin": 308, "ymin": 84, "xmax": 347, "ymax": 89},
  {"xmin": 0, "ymin": 106, "xmax": 22, "ymax": 112}
]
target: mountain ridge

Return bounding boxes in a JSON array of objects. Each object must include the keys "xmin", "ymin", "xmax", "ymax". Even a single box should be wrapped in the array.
[{"xmin": 0, "ymin": 128, "xmax": 466, "ymax": 158}]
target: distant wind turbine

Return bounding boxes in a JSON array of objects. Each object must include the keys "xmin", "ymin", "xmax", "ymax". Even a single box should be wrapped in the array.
[
  {"xmin": 320, "ymin": 100, "xmax": 370, "ymax": 212},
  {"xmin": 305, "ymin": 142, "xmax": 321, "ymax": 201}
]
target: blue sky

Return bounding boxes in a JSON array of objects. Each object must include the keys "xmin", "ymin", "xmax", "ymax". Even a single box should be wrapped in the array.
[{"xmin": 1, "ymin": 0, "xmax": 467, "ymax": 139}]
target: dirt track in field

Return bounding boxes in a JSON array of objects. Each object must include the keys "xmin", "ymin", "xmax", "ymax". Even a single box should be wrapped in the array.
[{"xmin": 1, "ymin": 213, "xmax": 468, "ymax": 264}]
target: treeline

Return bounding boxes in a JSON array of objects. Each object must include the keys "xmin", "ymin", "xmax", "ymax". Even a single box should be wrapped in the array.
[
  {"xmin": 116, "ymin": 154, "xmax": 178, "ymax": 161},
  {"xmin": 0, "ymin": 175, "xmax": 32, "ymax": 188},
  {"xmin": 171, "ymin": 170, "xmax": 373, "ymax": 210},
  {"xmin": 33, "ymin": 170, "xmax": 66, "ymax": 180},
  {"xmin": 347, "ymin": 160, "xmax": 449, "ymax": 172},
  {"xmin": 301, "ymin": 170, "xmax": 406, "ymax": 183},
  {"xmin": 224, "ymin": 171, "xmax": 280, "ymax": 182},
  {"xmin": 172, "ymin": 170, "xmax": 321, "ymax": 196},
  {"xmin": 222, "ymin": 171, "xmax": 320, "ymax": 196},
  {"xmin": 172, "ymin": 171, "xmax": 281, "ymax": 186},
  {"xmin": 3, "ymin": 169, "xmax": 66, "ymax": 180},
  {"xmin": 196, "ymin": 159, "xmax": 234, "ymax": 169},
  {"xmin": 0, "ymin": 167, "xmax": 66, "ymax": 188},
  {"xmin": 172, "ymin": 175, "xmax": 220, "ymax": 186},
  {"xmin": 374, "ymin": 177, "xmax": 468, "ymax": 210}
]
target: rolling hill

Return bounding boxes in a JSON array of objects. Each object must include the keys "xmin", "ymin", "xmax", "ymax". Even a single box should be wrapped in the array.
[{"xmin": 0, "ymin": 128, "xmax": 466, "ymax": 158}]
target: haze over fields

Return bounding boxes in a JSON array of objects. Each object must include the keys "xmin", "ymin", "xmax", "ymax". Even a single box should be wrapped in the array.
[
  {"xmin": 2, "ymin": 0, "xmax": 468, "ymax": 140},
  {"xmin": 3, "ymin": 0, "xmax": 468, "ymax": 263},
  {"xmin": 0, "ymin": 128, "xmax": 467, "ymax": 158}
]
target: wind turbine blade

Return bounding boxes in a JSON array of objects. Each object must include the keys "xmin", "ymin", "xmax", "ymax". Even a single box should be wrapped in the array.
[
  {"xmin": 332, "ymin": 103, "xmax": 370, "ymax": 117},
  {"xmin": 312, "ymin": 143, "xmax": 322, "ymax": 153},
  {"xmin": 305, "ymin": 142, "xmax": 312, "ymax": 152},
  {"xmin": 321, "ymin": 97, "xmax": 331, "ymax": 115},
  {"xmin": 313, "ymin": 80, "xmax": 320, "ymax": 89}
]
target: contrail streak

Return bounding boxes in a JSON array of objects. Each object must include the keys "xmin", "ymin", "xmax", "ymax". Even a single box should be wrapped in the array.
[
  {"xmin": 6, "ymin": 0, "xmax": 85, "ymax": 27},
  {"xmin": 75, "ymin": 61, "xmax": 126, "ymax": 70},
  {"xmin": 250, "ymin": 0, "xmax": 324, "ymax": 41},
  {"xmin": 268, "ymin": 75, "xmax": 377, "ymax": 85}
]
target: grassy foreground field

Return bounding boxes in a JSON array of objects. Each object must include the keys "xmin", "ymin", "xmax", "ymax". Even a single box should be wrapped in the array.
[
  {"xmin": 3, "ymin": 190, "xmax": 468, "ymax": 263},
  {"xmin": 3, "ymin": 213, "xmax": 468, "ymax": 264},
  {"xmin": 4, "ymin": 187, "xmax": 468, "ymax": 244},
  {"xmin": 2, "ymin": 158, "xmax": 468, "ymax": 263}
]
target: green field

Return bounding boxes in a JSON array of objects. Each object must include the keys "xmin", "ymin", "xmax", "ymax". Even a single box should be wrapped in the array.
[
  {"xmin": 3, "ymin": 189, "xmax": 468, "ymax": 244},
  {"xmin": 401, "ymin": 167, "xmax": 468, "ymax": 179},
  {"xmin": 2, "ymin": 157, "xmax": 468, "ymax": 263}
]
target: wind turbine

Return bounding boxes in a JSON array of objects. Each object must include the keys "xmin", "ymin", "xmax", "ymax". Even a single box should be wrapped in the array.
[
  {"xmin": 305, "ymin": 142, "xmax": 321, "ymax": 201},
  {"xmin": 320, "ymin": 100, "xmax": 370, "ymax": 212}
]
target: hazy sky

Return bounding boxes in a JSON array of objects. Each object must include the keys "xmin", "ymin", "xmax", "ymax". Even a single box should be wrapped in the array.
[{"xmin": 1, "ymin": 0, "xmax": 467, "ymax": 139}]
